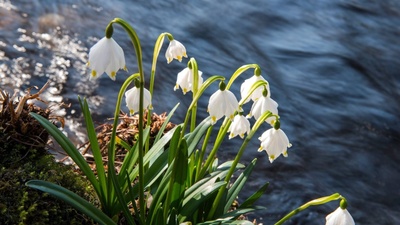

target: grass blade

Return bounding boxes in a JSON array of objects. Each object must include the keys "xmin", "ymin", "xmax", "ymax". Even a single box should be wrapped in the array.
[{"xmin": 26, "ymin": 180, "xmax": 116, "ymax": 225}]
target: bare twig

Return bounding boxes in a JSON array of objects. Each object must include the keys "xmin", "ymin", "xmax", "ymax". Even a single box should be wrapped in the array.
[{"xmin": 14, "ymin": 80, "xmax": 50, "ymax": 121}]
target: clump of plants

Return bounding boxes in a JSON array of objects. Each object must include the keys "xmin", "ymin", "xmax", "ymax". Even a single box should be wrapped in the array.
[
  {"xmin": 0, "ymin": 86, "xmax": 96, "ymax": 225},
  {"xmin": 27, "ymin": 18, "xmax": 356, "ymax": 225}
]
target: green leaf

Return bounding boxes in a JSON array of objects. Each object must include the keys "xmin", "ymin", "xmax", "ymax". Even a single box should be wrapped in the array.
[
  {"xmin": 29, "ymin": 113, "xmax": 99, "ymax": 195},
  {"xmin": 168, "ymin": 126, "xmax": 182, "ymax": 165},
  {"xmin": 220, "ymin": 206, "xmax": 265, "ymax": 221},
  {"xmin": 26, "ymin": 180, "xmax": 116, "ymax": 225},
  {"xmin": 152, "ymin": 204, "xmax": 165, "ymax": 225},
  {"xmin": 239, "ymin": 182, "xmax": 269, "ymax": 209},
  {"xmin": 78, "ymin": 97, "xmax": 107, "ymax": 203},
  {"xmin": 184, "ymin": 161, "xmax": 244, "ymax": 200},
  {"xmin": 185, "ymin": 117, "xmax": 212, "ymax": 156},
  {"xmin": 123, "ymin": 126, "xmax": 178, "ymax": 191},
  {"xmin": 154, "ymin": 103, "xmax": 180, "ymax": 143},
  {"xmin": 179, "ymin": 181, "xmax": 226, "ymax": 222},
  {"xmin": 117, "ymin": 127, "xmax": 147, "ymax": 186},
  {"xmin": 167, "ymin": 208, "xmax": 179, "ymax": 225},
  {"xmin": 168, "ymin": 139, "xmax": 188, "ymax": 211},
  {"xmin": 225, "ymin": 159, "xmax": 257, "ymax": 212},
  {"xmin": 111, "ymin": 170, "xmax": 136, "ymax": 225},
  {"xmin": 196, "ymin": 206, "xmax": 264, "ymax": 225},
  {"xmin": 147, "ymin": 170, "xmax": 171, "ymax": 225}
]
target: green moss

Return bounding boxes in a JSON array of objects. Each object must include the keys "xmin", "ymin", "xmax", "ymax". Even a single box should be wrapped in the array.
[{"xmin": 0, "ymin": 150, "xmax": 97, "ymax": 225}]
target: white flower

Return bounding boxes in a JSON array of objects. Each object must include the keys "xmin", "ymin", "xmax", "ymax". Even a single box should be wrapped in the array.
[
  {"xmin": 125, "ymin": 86, "xmax": 152, "ymax": 115},
  {"xmin": 174, "ymin": 67, "xmax": 203, "ymax": 94},
  {"xmin": 240, "ymin": 75, "xmax": 270, "ymax": 104},
  {"xmin": 258, "ymin": 128, "xmax": 291, "ymax": 163},
  {"xmin": 88, "ymin": 37, "xmax": 126, "ymax": 80},
  {"xmin": 326, "ymin": 207, "xmax": 355, "ymax": 225},
  {"xmin": 228, "ymin": 114, "xmax": 251, "ymax": 139},
  {"xmin": 207, "ymin": 89, "xmax": 239, "ymax": 125},
  {"xmin": 165, "ymin": 40, "xmax": 187, "ymax": 64},
  {"xmin": 248, "ymin": 95, "xmax": 278, "ymax": 125}
]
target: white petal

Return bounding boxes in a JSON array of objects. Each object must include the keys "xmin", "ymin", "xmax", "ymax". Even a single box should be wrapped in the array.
[
  {"xmin": 240, "ymin": 75, "xmax": 270, "ymax": 104},
  {"xmin": 250, "ymin": 96, "xmax": 278, "ymax": 122},
  {"xmin": 125, "ymin": 87, "xmax": 152, "ymax": 115},
  {"xmin": 88, "ymin": 37, "xmax": 125, "ymax": 80},
  {"xmin": 165, "ymin": 40, "xmax": 187, "ymax": 63},
  {"xmin": 228, "ymin": 115, "xmax": 251, "ymax": 139},
  {"xmin": 208, "ymin": 90, "xmax": 225, "ymax": 124},
  {"xmin": 259, "ymin": 128, "xmax": 291, "ymax": 163},
  {"xmin": 326, "ymin": 208, "xmax": 355, "ymax": 225},
  {"xmin": 222, "ymin": 90, "xmax": 239, "ymax": 120}
]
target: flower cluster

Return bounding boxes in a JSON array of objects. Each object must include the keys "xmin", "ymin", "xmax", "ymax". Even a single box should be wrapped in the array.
[{"xmin": 87, "ymin": 34, "xmax": 291, "ymax": 163}]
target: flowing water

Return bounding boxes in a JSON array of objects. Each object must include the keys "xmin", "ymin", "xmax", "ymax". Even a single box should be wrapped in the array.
[{"xmin": 1, "ymin": 0, "xmax": 400, "ymax": 224}]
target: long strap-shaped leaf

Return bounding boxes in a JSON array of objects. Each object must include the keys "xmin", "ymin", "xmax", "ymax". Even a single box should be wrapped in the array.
[
  {"xmin": 79, "ymin": 97, "xmax": 108, "ymax": 206},
  {"xmin": 29, "ymin": 113, "xmax": 100, "ymax": 193},
  {"xmin": 26, "ymin": 180, "xmax": 116, "ymax": 225},
  {"xmin": 224, "ymin": 159, "xmax": 257, "ymax": 213}
]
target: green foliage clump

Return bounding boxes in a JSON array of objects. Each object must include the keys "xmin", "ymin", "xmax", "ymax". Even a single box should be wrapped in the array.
[{"xmin": 0, "ymin": 149, "xmax": 97, "ymax": 225}]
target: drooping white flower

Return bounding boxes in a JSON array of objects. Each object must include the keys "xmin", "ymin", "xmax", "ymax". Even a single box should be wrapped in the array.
[
  {"xmin": 125, "ymin": 86, "xmax": 152, "ymax": 115},
  {"xmin": 88, "ymin": 37, "xmax": 126, "ymax": 80},
  {"xmin": 174, "ymin": 67, "xmax": 203, "ymax": 94},
  {"xmin": 248, "ymin": 95, "xmax": 278, "ymax": 125},
  {"xmin": 228, "ymin": 114, "xmax": 251, "ymax": 139},
  {"xmin": 165, "ymin": 40, "xmax": 187, "ymax": 64},
  {"xmin": 326, "ymin": 207, "xmax": 355, "ymax": 225},
  {"xmin": 240, "ymin": 75, "xmax": 270, "ymax": 104},
  {"xmin": 207, "ymin": 89, "xmax": 239, "ymax": 125},
  {"xmin": 258, "ymin": 127, "xmax": 291, "ymax": 163}
]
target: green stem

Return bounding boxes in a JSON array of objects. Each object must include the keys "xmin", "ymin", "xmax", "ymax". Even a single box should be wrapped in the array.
[
  {"xmin": 207, "ymin": 111, "xmax": 274, "ymax": 219},
  {"xmin": 274, "ymin": 193, "xmax": 342, "ymax": 225},
  {"xmin": 109, "ymin": 18, "xmax": 146, "ymax": 222},
  {"xmin": 106, "ymin": 73, "xmax": 139, "ymax": 215},
  {"xmin": 195, "ymin": 126, "xmax": 213, "ymax": 181},
  {"xmin": 149, "ymin": 32, "xmax": 173, "ymax": 96},
  {"xmin": 226, "ymin": 64, "xmax": 261, "ymax": 90},
  {"xmin": 147, "ymin": 32, "xmax": 174, "ymax": 129},
  {"xmin": 179, "ymin": 75, "xmax": 225, "ymax": 145},
  {"xmin": 188, "ymin": 58, "xmax": 199, "ymax": 132},
  {"xmin": 198, "ymin": 117, "xmax": 231, "ymax": 178}
]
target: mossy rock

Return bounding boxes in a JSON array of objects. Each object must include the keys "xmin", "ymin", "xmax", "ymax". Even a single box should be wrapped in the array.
[{"xmin": 0, "ymin": 151, "xmax": 97, "ymax": 225}]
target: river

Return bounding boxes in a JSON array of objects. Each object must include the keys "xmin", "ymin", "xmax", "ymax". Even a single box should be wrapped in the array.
[{"xmin": 1, "ymin": 0, "xmax": 399, "ymax": 224}]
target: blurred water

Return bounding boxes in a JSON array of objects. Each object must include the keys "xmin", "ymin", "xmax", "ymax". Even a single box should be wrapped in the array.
[{"xmin": 1, "ymin": 0, "xmax": 400, "ymax": 224}]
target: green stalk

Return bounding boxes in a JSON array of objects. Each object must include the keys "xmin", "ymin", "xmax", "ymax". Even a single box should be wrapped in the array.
[
  {"xmin": 274, "ymin": 193, "xmax": 342, "ymax": 225},
  {"xmin": 207, "ymin": 111, "xmax": 273, "ymax": 219},
  {"xmin": 188, "ymin": 58, "xmax": 199, "ymax": 132},
  {"xmin": 108, "ymin": 18, "xmax": 146, "ymax": 222},
  {"xmin": 198, "ymin": 117, "xmax": 231, "ymax": 178},
  {"xmin": 179, "ymin": 75, "xmax": 225, "ymax": 144},
  {"xmin": 226, "ymin": 64, "xmax": 261, "ymax": 90},
  {"xmin": 147, "ymin": 32, "xmax": 174, "ymax": 128},
  {"xmin": 195, "ymin": 126, "xmax": 213, "ymax": 181},
  {"xmin": 149, "ymin": 32, "xmax": 173, "ymax": 97},
  {"xmin": 105, "ymin": 73, "xmax": 138, "ymax": 215}
]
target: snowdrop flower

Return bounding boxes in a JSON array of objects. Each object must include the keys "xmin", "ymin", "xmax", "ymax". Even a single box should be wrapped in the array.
[
  {"xmin": 165, "ymin": 40, "xmax": 187, "ymax": 63},
  {"xmin": 207, "ymin": 84, "xmax": 239, "ymax": 125},
  {"xmin": 125, "ymin": 86, "xmax": 152, "ymax": 115},
  {"xmin": 174, "ymin": 67, "xmax": 203, "ymax": 94},
  {"xmin": 228, "ymin": 114, "xmax": 251, "ymax": 139},
  {"xmin": 326, "ymin": 207, "xmax": 355, "ymax": 225},
  {"xmin": 258, "ymin": 123, "xmax": 291, "ymax": 163},
  {"xmin": 248, "ymin": 95, "xmax": 278, "ymax": 125},
  {"xmin": 240, "ymin": 75, "xmax": 270, "ymax": 104},
  {"xmin": 88, "ymin": 37, "xmax": 126, "ymax": 80}
]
